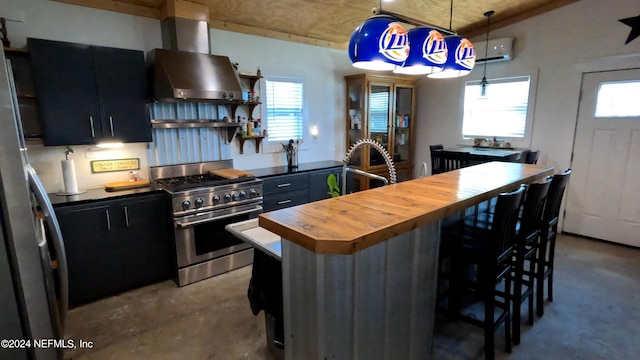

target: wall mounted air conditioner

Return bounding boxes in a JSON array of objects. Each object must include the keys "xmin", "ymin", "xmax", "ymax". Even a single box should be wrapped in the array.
[{"xmin": 474, "ymin": 37, "xmax": 514, "ymax": 64}]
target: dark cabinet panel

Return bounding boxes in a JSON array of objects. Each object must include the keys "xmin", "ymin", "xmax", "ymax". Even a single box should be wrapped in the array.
[
  {"xmin": 28, "ymin": 39, "xmax": 99, "ymax": 145},
  {"xmin": 308, "ymin": 167, "xmax": 343, "ymax": 202},
  {"xmin": 261, "ymin": 167, "xmax": 346, "ymax": 212},
  {"xmin": 56, "ymin": 202, "xmax": 121, "ymax": 305},
  {"xmin": 262, "ymin": 173, "xmax": 309, "ymax": 195},
  {"xmin": 263, "ymin": 189, "xmax": 309, "ymax": 213},
  {"xmin": 115, "ymin": 194, "xmax": 172, "ymax": 290},
  {"xmin": 91, "ymin": 46, "xmax": 150, "ymax": 143},
  {"xmin": 28, "ymin": 38, "xmax": 150, "ymax": 146},
  {"xmin": 55, "ymin": 193, "xmax": 172, "ymax": 306}
]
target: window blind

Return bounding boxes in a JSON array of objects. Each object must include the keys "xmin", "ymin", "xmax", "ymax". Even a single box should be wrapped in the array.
[
  {"xmin": 265, "ymin": 80, "xmax": 304, "ymax": 142},
  {"xmin": 369, "ymin": 91, "xmax": 390, "ymax": 133},
  {"xmin": 462, "ymin": 76, "xmax": 531, "ymax": 138}
]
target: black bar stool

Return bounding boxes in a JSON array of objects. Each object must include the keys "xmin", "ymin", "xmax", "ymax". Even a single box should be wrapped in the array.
[
  {"xmin": 439, "ymin": 185, "xmax": 525, "ymax": 360},
  {"xmin": 536, "ymin": 168, "xmax": 572, "ymax": 317},
  {"xmin": 511, "ymin": 178, "xmax": 551, "ymax": 344}
]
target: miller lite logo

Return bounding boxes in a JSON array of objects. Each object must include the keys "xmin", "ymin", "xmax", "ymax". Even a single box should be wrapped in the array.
[
  {"xmin": 422, "ymin": 30, "xmax": 447, "ymax": 65},
  {"xmin": 379, "ymin": 22, "xmax": 409, "ymax": 62},
  {"xmin": 455, "ymin": 38, "xmax": 476, "ymax": 70}
]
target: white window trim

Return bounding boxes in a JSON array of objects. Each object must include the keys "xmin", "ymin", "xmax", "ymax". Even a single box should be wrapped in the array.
[
  {"xmin": 260, "ymin": 75, "xmax": 308, "ymax": 154},
  {"xmin": 458, "ymin": 68, "xmax": 539, "ymax": 148}
]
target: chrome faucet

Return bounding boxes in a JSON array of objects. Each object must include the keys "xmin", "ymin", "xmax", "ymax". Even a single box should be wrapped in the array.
[{"xmin": 342, "ymin": 139, "xmax": 397, "ymax": 195}]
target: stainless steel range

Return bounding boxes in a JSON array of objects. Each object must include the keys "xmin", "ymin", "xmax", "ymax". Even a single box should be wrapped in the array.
[{"xmin": 150, "ymin": 160, "xmax": 262, "ymax": 286}]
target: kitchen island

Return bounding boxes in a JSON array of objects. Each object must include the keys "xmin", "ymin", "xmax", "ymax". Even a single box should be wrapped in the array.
[{"xmin": 258, "ymin": 162, "xmax": 553, "ymax": 360}]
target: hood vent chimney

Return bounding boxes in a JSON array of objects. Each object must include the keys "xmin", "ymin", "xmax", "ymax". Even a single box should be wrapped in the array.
[{"xmin": 148, "ymin": 0, "xmax": 242, "ymax": 102}]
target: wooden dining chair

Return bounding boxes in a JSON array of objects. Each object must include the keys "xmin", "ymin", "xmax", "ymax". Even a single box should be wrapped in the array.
[
  {"xmin": 525, "ymin": 150, "xmax": 541, "ymax": 164},
  {"xmin": 429, "ymin": 144, "xmax": 444, "ymax": 174},
  {"xmin": 439, "ymin": 185, "xmax": 525, "ymax": 359},
  {"xmin": 441, "ymin": 151, "xmax": 471, "ymax": 173},
  {"xmin": 536, "ymin": 168, "xmax": 571, "ymax": 317}
]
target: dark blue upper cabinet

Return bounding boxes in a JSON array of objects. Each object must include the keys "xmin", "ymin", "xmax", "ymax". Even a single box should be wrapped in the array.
[{"xmin": 28, "ymin": 38, "xmax": 151, "ymax": 146}]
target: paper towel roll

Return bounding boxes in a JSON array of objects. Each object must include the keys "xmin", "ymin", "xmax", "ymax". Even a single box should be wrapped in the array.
[{"xmin": 61, "ymin": 159, "xmax": 79, "ymax": 195}]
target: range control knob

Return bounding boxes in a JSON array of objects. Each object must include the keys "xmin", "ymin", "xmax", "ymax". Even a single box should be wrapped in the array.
[
  {"xmin": 181, "ymin": 200, "xmax": 191, "ymax": 211},
  {"xmin": 249, "ymin": 189, "xmax": 258, "ymax": 198},
  {"xmin": 212, "ymin": 195, "xmax": 221, "ymax": 204},
  {"xmin": 194, "ymin": 198, "xmax": 204, "ymax": 208},
  {"xmin": 239, "ymin": 191, "xmax": 247, "ymax": 200},
  {"xmin": 232, "ymin": 193, "xmax": 240, "ymax": 201},
  {"xmin": 224, "ymin": 194, "xmax": 232, "ymax": 203}
]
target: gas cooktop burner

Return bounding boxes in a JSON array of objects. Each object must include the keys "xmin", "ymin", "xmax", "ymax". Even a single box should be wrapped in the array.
[{"xmin": 155, "ymin": 174, "xmax": 256, "ymax": 192}]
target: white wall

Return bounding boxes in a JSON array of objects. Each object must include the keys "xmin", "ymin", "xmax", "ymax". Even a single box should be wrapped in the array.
[
  {"xmin": 414, "ymin": 0, "xmax": 640, "ymax": 177},
  {"xmin": 209, "ymin": 29, "xmax": 356, "ymax": 170}
]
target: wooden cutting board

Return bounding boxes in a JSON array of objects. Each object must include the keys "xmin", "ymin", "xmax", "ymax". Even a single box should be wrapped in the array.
[
  {"xmin": 104, "ymin": 179, "xmax": 149, "ymax": 192},
  {"xmin": 209, "ymin": 168, "xmax": 254, "ymax": 179}
]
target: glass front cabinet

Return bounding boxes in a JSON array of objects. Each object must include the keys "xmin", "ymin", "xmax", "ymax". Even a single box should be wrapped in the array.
[{"xmin": 345, "ymin": 73, "xmax": 416, "ymax": 192}]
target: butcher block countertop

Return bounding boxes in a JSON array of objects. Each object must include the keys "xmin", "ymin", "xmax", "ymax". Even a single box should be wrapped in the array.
[{"xmin": 258, "ymin": 162, "xmax": 554, "ymax": 255}]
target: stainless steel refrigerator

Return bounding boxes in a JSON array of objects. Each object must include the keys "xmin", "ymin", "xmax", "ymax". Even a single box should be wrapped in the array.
[{"xmin": 1, "ymin": 50, "xmax": 68, "ymax": 359}]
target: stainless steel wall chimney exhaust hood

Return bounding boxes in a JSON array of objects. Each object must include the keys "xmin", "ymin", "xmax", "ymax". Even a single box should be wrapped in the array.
[{"xmin": 147, "ymin": 17, "xmax": 242, "ymax": 103}]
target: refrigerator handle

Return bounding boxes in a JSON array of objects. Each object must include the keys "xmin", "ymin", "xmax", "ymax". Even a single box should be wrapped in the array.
[{"xmin": 27, "ymin": 166, "xmax": 68, "ymax": 334}]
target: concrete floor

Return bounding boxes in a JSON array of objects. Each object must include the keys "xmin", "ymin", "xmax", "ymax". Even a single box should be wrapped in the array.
[{"xmin": 64, "ymin": 234, "xmax": 640, "ymax": 359}]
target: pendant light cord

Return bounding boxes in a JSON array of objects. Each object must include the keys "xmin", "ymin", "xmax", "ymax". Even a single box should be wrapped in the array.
[
  {"xmin": 482, "ymin": 11, "xmax": 493, "ymax": 79},
  {"xmin": 449, "ymin": 0, "xmax": 453, "ymax": 30}
]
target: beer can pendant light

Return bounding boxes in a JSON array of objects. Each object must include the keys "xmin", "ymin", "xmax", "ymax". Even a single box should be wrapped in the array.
[{"xmin": 348, "ymin": 15, "xmax": 410, "ymax": 71}]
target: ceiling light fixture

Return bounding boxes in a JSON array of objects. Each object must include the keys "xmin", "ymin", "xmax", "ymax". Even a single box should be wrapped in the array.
[
  {"xmin": 393, "ymin": 26, "xmax": 447, "ymax": 75},
  {"xmin": 348, "ymin": 14, "xmax": 409, "ymax": 71},
  {"xmin": 349, "ymin": 1, "xmax": 454, "ymax": 73},
  {"xmin": 480, "ymin": 10, "xmax": 495, "ymax": 97},
  {"xmin": 427, "ymin": 0, "xmax": 476, "ymax": 79}
]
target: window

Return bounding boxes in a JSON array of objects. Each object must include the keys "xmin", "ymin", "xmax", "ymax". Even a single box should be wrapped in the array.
[
  {"xmin": 265, "ymin": 79, "xmax": 303, "ymax": 142},
  {"xmin": 462, "ymin": 76, "xmax": 531, "ymax": 138},
  {"xmin": 595, "ymin": 81, "xmax": 640, "ymax": 117},
  {"xmin": 369, "ymin": 86, "xmax": 390, "ymax": 133}
]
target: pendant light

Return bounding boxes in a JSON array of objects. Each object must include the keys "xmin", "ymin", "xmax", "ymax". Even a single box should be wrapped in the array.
[
  {"xmin": 427, "ymin": 0, "xmax": 476, "ymax": 79},
  {"xmin": 479, "ymin": 10, "xmax": 495, "ymax": 97},
  {"xmin": 348, "ymin": 15, "xmax": 410, "ymax": 71},
  {"xmin": 393, "ymin": 27, "xmax": 447, "ymax": 75}
]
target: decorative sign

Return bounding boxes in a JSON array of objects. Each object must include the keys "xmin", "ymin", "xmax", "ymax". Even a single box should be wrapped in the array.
[
  {"xmin": 91, "ymin": 158, "xmax": 140, "ymax": 174},
  {"xmin": 619, "ymin": 14, "xmax": 640, "ymax": 45}
]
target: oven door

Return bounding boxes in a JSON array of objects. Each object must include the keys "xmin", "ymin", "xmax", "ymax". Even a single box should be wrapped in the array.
[{"xmin": 174, "ymin": 203, "xmax": 262, "ymax": 268}]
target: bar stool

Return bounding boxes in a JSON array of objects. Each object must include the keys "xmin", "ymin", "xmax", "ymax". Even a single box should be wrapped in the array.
[
  {"xmin": 439, "ymin": 185, "xmax": 525, "ymax": 360},
  {"xmin": 536, "ymin": 168, "xmax": 572, "ymax": 317},
  {"xmin": 510, "ymin": 178, "xmax": 551, "ymax": 344},
  {"xmin": 462, "ymin": 179, "xmax": 551, "ymax": 345}
]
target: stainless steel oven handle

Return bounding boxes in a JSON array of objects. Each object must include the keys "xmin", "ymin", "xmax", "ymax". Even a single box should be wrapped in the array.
[{"xmin": 176, "ymin": 205, "xmax": 263, "ymax": 228}]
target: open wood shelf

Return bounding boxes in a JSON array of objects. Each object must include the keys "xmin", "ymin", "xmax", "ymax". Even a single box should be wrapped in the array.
[{"xmin": 237, "ymin": 135, "xmax": 266, "ymax": 154}]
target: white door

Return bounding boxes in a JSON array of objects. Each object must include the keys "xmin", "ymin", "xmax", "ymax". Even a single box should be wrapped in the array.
[{"xmin": 564, "ymin": 69, "xmax": 640, "ymax": 247}]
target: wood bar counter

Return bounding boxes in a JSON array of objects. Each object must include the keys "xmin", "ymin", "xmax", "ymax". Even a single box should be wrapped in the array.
[{"xmin": 258, "ymin": 162, "xmax": 553, "ymax": 360}]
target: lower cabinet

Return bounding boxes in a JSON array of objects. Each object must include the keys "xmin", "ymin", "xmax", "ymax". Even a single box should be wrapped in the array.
[
  {"xmin": 262, "ymin": 166, "xmax": 344, "ymax": 212},
  {"xmin": 55, "ymin": 192, "xmax": 172, "ymax": 306},
  {"xmin": 262, "ymin": 173, "xmax": 310, "ymax": 213}
]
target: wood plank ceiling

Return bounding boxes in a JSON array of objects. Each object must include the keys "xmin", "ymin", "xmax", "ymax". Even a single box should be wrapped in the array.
[{"xmin": 53, "ymin": 0, "xmax": 580, "ymax": 49}]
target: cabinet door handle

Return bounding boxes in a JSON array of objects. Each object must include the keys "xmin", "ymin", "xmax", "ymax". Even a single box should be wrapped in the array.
[
  {"xmin": 105, "ymin": 210, "xmax": 111, "ymax": 231},
  {"xmin": 277, "ymin": 199, "xmax": 292, "ymax": 205},
  {"xmin": 124, "ymin": 206, "xmax": 130, "ymax": 227},
  {"xmin": 109, "ymin": 116, "xmax": 114, "ymax": 137},
  {"xmin": 277, "ymin": 183, "xmax": 291, "ymax": 188},
  {"xmin": 89, "ymin": 116, "xmax": 95, "ymax": 138}
]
